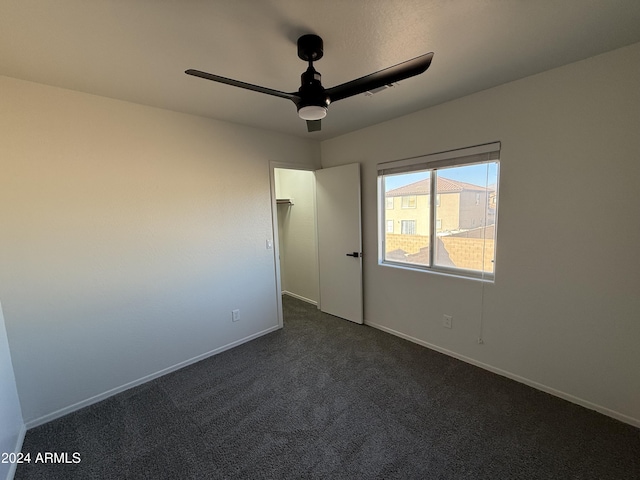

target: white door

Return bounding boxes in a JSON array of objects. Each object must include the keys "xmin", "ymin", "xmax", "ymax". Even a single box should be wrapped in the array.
[{"xmin": 315, "ymin": 163, "xmax": 363, "ymax": 324}]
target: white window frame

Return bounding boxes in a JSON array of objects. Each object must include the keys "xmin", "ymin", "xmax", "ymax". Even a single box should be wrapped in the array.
[{"xmin": 377, "ymin": 142, "xmax": 500, "ymax": 281}]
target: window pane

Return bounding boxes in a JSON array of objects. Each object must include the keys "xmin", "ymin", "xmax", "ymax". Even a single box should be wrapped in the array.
[
  {"xmin": 434, "ymin": 162, "xmax": 499, "ymax": 275},
  {"xmin": 383, "ymin": 171, "xmax": 430, "ymax": 266}
]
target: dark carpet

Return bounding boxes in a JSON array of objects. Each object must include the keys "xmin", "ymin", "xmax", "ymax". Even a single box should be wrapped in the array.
[{"xmin": 16, "ymin": 296, "xmax": 640, "ymax": 479}]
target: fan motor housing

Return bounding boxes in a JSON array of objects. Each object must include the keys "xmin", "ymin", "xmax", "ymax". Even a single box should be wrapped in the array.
[{"xmin": 298, "ymin": 67, "xmax": 329, "ymax": 109}]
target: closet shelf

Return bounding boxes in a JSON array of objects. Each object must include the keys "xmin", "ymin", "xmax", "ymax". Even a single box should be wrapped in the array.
[{"xmin": 276, "ymin": 198, "xmax": 294, "ymax": 206}]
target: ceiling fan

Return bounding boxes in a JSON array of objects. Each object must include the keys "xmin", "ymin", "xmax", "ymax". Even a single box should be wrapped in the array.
[{"xmin": 186, "ymin": 34, "xmax": 434, "ymax": 132}]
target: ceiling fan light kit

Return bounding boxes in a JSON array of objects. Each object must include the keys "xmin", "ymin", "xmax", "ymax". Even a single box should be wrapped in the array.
[
  {"xmin": 298, "ymin": 105, "xmax": 327, "ymax": 121},
  {"xmin": 186, "ymin": 34, "xmax": 433, "ymax": 132}
]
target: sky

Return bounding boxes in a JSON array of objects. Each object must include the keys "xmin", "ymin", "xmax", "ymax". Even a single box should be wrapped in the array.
[{"xmin": 384, "ymin": 162, "xmax": 499, "ymax": 191}]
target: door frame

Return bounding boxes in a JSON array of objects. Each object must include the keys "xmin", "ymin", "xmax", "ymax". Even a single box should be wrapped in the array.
[{"xmin": 269, "ymin": 161, "xmax": 320, "ymax": 328}]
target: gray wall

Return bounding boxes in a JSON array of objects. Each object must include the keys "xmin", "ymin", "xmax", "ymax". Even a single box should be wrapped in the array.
[
  {"xmin": 321, "ymin": 42, "xmax": 640, "ymax": 426},
  {"xmin": 0, "ymin": 75, "xmax": 319, "ymax": 425},
  {"xmin": 0, "ymin": 302, "xmax": 24, "ymax": 480}
]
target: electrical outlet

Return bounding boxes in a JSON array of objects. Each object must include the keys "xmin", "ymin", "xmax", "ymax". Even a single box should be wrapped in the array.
[
  {"xmin": 443, "ymin": 314, "xmax": 452, "ymax": 329},
  {"xmin": 232, "ymin": 309, "xmax": 240, "ymax": 322}
]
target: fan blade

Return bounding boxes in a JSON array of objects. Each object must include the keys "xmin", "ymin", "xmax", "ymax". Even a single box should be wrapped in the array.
[
  {"xmin": 185, "ymin": 69, "xmax": 298, "ymax": 101},
  {"xmin": 325, "ymin": 52, "xmax": 434, "ymax": 103},
  {"xmin": 306, "ymin": 120, "xmax": 321, "ymax": 132}
]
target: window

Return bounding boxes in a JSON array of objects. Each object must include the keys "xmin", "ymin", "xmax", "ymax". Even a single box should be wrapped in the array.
[
  {"xmin": 401, "ymin": 195, "xmax": 417, "ymax": 208},
  {"xmin": 401, "ymin": 220, "xmax": 416, "ymax": 235},
  {"xmin": 386, "ymin": 197, "xmax": 394, "ymax": 209},
  {"xmin": 378, "ymin": 142, "xmax": 500, "ymax": 280},
  {"xmin": 386, "ymin": 220, "xmax": 394, "ymax": 233}
]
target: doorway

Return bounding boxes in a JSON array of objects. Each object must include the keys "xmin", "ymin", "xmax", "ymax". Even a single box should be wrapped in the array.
[
  {"xmin": 271, "ymin": 163, "xmax": 363, "ymax": 327},
  {"xmin": 273, "ymin": 167, "xmax": 320, "ymax": 315}
]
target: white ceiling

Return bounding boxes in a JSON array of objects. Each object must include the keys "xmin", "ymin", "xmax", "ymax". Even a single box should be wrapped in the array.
[{"xmin": 2, "ymin": 1, "xmax": 640, "ymax": 140}]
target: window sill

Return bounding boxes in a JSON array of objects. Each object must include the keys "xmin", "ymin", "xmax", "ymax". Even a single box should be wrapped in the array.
[{"xmin": 378, "ymin": 260, "xmax": 495, "ymax": 283}]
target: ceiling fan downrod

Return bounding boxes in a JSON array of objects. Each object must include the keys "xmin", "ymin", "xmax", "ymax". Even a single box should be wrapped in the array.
[{"xmin": 296, "ymin": 34, "xmax": 329, "ymax": 120}]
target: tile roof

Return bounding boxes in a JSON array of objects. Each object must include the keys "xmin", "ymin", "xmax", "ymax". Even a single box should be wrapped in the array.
[{"xmin": 386, "ymin": 177, "xmax": 489, "ymax": 197}]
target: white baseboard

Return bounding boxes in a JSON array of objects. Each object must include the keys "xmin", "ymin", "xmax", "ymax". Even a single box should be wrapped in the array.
[
  {"xmin": 6, "ymin": 424, "xmax": 27, "ymax": 480},
  {"xmin": 25, "ymin": 325, "xmax": 281, "ymax": 429},
  {"xmin": 282, "ymin": 291, "xmax": 317, "ymax": 306},
  {"xmin": 365, "ymin": 320, "xmax": 640, "ymax": 429}
]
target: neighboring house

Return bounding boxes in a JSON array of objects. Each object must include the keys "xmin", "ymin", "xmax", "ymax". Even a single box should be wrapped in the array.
[{"xmin": 385, "ymin": 177, "xmax": 494, "ymax": 235}]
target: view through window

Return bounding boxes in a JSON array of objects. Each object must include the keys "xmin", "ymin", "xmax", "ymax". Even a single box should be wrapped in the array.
[{"xmin": 379, "ymin": 145, "xmax": 499, "ymax": 279}]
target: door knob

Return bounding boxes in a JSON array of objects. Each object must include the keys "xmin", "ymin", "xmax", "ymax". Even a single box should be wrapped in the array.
[{"xmin": 345, "ymin": 252, "xmax": 361, "ymax": 257}]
